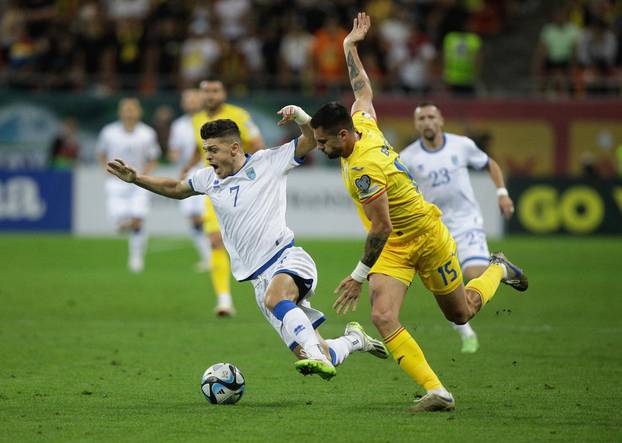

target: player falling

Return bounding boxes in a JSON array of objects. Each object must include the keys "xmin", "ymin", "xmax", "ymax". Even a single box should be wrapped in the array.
[
  {"xmin": 106, "ymin": 106, "xmax": 389, "ymax": 382},
  {"xmin": 400, "ymin": 102, "xmax": 516, "ymax": 353},
  {"xmin": 182, "ymin": 79, "xmax": 265, "ymax": 317},
  {"xmin": 306, "ymin": 12, "xmax": 528, "ymax": 412}
]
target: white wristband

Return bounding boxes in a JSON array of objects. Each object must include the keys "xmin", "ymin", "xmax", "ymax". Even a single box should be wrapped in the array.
[
  {"xmin": 496, "ymin": 187, "xmax": 509, "ymax": 197},
  {"xmin": 293, "ymin": 107, "xmax": 311, "ymax": 125},
  {"xmin": 350, "ymin": 261, "xmax": 371, "ymax": 283}
]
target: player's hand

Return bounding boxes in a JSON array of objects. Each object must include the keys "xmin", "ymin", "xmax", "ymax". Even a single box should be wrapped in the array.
[
  {"xmin": 333, "ymin": 276, "xmax": 362, "ymax": 315},
  {"xmin": 344, "ymin": 12, "xmax": 371, "ymax": 47},
  {"xmin": 106, "ymin": 158, "xmax": 137, "ymax": 183},
  {"xmin": 277, "ymin": 105, "xmax": 310, "ymax": 126},
  {"xmin": 498, "ymin": 195, "xmax": 515, "ymax": 219}
]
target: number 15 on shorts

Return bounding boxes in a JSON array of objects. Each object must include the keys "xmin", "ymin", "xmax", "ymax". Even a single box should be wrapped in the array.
[{"xmin": 437, "ymin": 260, "xmax": 458, "ymax": 286}]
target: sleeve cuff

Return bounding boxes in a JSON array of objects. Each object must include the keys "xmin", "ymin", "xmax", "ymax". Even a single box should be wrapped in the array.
[
  {"xmin": 477, "ymin": 157, "xmax": 490, "ymax": 170},
  {"xmin": 188, "ymin": 178, "xmax": 195, "ymax": 192},
  {"xmin": 293, "ymin": 137, "xmax": 304, "ymax": 164}
]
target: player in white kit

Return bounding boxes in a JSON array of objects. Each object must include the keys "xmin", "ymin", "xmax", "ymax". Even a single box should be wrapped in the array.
[
  {"xmin": 105, "ymin": 106, "xmax": 389, "ymax": 379},
  {"xmin": 96, "ymin": 98, "xmax": 161, "ymax": 273},
  {"xmin": 168, "ymin": 89, "xmax": 212, "ymax": 272},
  {"xmin": 400, "ymin": 103, "xmax": 515, "ymax": 353}
]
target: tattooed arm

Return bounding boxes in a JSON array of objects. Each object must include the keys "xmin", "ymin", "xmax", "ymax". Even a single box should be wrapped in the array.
[
  {"xmin": 333, "ymin": 192, "xmax": 392, "ymax": 315},
  {"xmin": 343, "ymin": 11, "xmax": 376, "ymax": 120},
  {"xmin": 360, "ymin": 192, "xmax": 392, "ymax": 266}
]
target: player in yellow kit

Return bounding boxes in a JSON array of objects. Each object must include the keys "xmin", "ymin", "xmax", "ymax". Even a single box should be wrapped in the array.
[
  {"xmin": 184, "ymin": 78, "xmax": 264, "ymax": 316},
  {"xmin": 309, "ymin": 12, "xmax": 528, "ymax": 412}
]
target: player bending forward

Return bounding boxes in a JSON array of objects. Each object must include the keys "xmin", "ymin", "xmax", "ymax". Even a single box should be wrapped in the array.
[
  {"xmin": 106, "ymin": 107, "xmax": 389, "ymax": 380},
  {"xmin": 400, "ymin": 102, "xmax": 516, "ymax": 353},
  {"xmin": 308, "ymin": 12, "xmax": 528, "ymax": 412}
]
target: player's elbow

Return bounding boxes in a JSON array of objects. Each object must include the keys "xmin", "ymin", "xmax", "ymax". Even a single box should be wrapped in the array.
[{"xmin": 372, "ymin": 220, "xmax": 392, "ymax": 237}]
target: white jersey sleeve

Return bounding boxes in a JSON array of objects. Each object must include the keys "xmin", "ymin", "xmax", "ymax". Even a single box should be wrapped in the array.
[
  {"xmin": 253, "ymin": 138, "xmax": 303, "ymax": 174},
  {"xmin": 188, "ymin": 167, "xmax": 216, "ymax": 195},
  {"xmin": 464, "ymin": 137, "xmax": 489, "ymax": 170}
]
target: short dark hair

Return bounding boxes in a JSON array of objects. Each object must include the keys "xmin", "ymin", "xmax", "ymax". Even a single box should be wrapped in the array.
[
  {"xmin": 310, "ymin": 102, "xmax": 354, "ymax": 134},
  {"xmin": 415, "ymin": 101, "xmax": 437, "ymax": 109},
  {"xmin": 200, "ymin": 119, "xmax": 240, "ymax": 141}
]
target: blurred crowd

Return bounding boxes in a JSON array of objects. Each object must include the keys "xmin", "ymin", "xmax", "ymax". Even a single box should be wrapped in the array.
[
  {"xmin": 0, "ymin": 0, "xmax": 620, "ymax": 97},
  {"xmin": 534, "ymin": 0, "xmax": 622, "ymax": 96}
]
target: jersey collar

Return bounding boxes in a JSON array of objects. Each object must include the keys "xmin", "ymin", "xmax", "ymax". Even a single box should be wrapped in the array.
[{"xmin": 420, "ymin": 134, "xmax": 446, "ymax": 153}]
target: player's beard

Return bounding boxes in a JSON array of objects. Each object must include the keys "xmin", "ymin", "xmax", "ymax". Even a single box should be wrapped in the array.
[{"xmin": 423, "ymin": 129, "xmax": 436, "ymax": 142}]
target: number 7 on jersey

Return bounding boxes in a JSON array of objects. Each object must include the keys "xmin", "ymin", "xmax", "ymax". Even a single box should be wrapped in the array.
[{"xmin": 229, "ymin": 186, "xmax": 240, "ymax": 207}]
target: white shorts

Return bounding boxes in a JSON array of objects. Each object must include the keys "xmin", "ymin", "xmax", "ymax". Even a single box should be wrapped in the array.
[
  {"xmin": 105, "ymin": 182, "xmax": 150, "ymax": 224},
  {"xmin": 180, "ymin": 194, "xmax": 204, "ymax": 217},
  {"xmin": 453, "ymin": 229, "xmax": 490, "ymax": 270},
  {"xmin": 250, "ymin": 246, "xmax": 325, "ymax": 350}
]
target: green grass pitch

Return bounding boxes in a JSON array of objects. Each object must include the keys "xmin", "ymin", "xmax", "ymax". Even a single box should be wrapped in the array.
[{"xmin": 0, "ymin": 235, "xmax": 620, "ymax": 442}]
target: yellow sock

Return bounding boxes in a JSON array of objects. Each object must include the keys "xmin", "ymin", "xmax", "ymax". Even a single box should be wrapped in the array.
[
  {"xmin": 466, "ymin": 263, "xmax": 504, "ymax": 305},
  {"xmin": 210, "ymin": 248, "xmax": 231, "ymax": 297},
  {"xmin": 384, "ymin": 327, "xmax": 443, "ymax": 391}
]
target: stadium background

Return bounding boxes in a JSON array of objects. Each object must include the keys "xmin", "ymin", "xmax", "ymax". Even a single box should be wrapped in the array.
[{"xmin": 1, "ymin": 1, "xmax": 621, "ymax": 442}]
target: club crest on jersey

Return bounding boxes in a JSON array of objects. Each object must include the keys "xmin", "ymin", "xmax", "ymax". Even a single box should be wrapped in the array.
[
  {"xmin": 451, "ymin": 155, "xmax": 459, "ymax": 166},
  {"xmin": 355, "ymin": 174, "xmax": 372, "ymax": 193},
  {"xmin": 245, "ymin": 167, "xmax": 256, "ymax": 180},
  {"xmin": 417, "ymin": 164, "xmax": 424, "ymax": 172}
]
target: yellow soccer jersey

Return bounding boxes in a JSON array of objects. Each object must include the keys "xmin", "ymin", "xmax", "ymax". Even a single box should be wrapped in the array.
[
  {"xmin": 341, "ymin": 111, "xmax": 442, "ymax": 240},
  {"xmin": 192, "ymin": 103, "xmax": 261, "ymax": 164}
]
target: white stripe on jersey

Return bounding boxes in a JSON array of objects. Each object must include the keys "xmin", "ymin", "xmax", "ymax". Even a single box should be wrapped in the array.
[
  {"xmin": 400, "ymin": 133, "xmax": 489, "ymax": 236},
  {"xmin": 189, "ymin": 139, "xmax": 303, "ymax": 280}
]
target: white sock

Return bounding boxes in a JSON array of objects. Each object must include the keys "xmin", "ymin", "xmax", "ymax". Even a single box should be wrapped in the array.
[
  {"xmin": 451, "ymin": 321, "xmax": 476, "ymax": 339},
  {"xmin": 428, "ymin": 387, "xmax": 452, "ymax": 398},
  {"xmin": 281, "ymin": 307, "xmax": 324, "ymax": 360},
  {"xmin": 191, "ymin": 225, "xmax": 211, "ymax": 262},
  {"xmin": 129, "ymin": 229, "xmax": 146, "ymax": 260},
  {"xmin": 217, "ymin": 293, "xmax": 232, "ymax": 306},
  {"xmin": 325, "ymin": 337, "xmax": 354, "ymax": 366}
]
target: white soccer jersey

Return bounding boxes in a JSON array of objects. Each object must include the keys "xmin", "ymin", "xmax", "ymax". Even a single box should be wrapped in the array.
[
  {"xmin": 97, "ymin": 121, "xmax": 161, "ymax": 192},
  {"xmin": 168, "ymin": 115, "xmax": 197, "ymax": 167},
  {"xmin": 400, "ymin": 133, "xmax": 489, "ymax": 236},
  {"xmin": 189, "ymin": 139, "xmax": 303, "ymax": 281}
]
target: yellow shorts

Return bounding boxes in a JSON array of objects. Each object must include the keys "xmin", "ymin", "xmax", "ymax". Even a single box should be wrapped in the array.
[
  {"xmin": 203, "ymin": 197, "xmax": 221, "ymax": 234},
  {"xmin": 370, "ymin": 219, "xmax": 463, "ymax": 295}
]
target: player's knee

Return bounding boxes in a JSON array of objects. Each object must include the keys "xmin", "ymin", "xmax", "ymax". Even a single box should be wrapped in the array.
[
  {"xmin": 445, "ymin": 310, "xmax": 471, "ymax": 325},
  {"xmin": 263, "ymin": 293, "xmax": 277, "ymax": 311},
  {"xmin": 371, "ymin": 308, "xmax": 397, "ymax": 330}
]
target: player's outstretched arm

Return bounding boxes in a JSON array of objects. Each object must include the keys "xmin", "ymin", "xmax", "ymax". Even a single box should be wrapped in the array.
[
  {"xmin": 106, "ymin": 158, "xmax": 196, "ymax": 200},
  {"xmin": 486, "ymin": 158, "xmax": 514, "ymax": 219},
  {"xmin": 276, "ymin": 105, "xmax": 316, "ymax": 158},
  {"xmin": 333, "ymin": 193, "xmax": 392, "ymax": 315},
  {"xmin": 343, "ymin": 12, "xmax": 376, "ymax": 120}
]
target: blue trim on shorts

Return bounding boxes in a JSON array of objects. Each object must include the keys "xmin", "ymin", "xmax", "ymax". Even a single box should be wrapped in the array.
[
  {"xmin": 287, "ymin": 316, "xmax": 326, "ymax": 350},
  {"xmin": 273, "ymin": 269, "xmax": 314, "ymax": 299},
  {"xmin": 460, "ymin": 256, "xmax": 490, "ymax": 268},
  {"xmin": 241, "ymin": 240, "xmax": 295, "ymax": 281}
]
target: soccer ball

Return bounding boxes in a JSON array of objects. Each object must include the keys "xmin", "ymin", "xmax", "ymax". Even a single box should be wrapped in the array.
[{"xmin": 200, "ymin": 363, "xmax": 245, "ymax": 404}]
